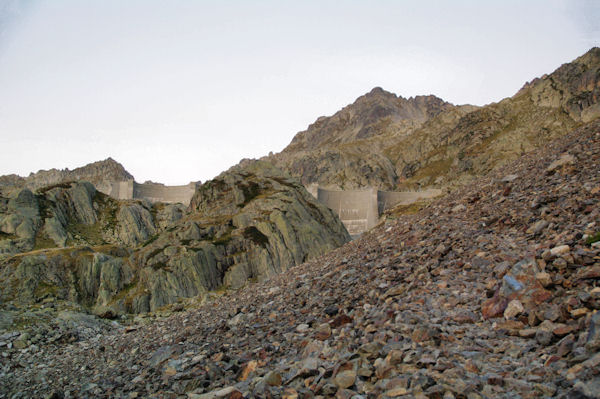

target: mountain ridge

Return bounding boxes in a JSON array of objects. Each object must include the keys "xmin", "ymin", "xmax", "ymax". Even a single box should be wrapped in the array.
[{"xmin": 264, "ymin": 47, "xmax": 600, "ymax": 191}]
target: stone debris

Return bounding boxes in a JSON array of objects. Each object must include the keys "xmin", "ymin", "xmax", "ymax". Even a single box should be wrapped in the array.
[{"xmin": 1, "ymin": 121, "xmax": 600, "ymax": 398}]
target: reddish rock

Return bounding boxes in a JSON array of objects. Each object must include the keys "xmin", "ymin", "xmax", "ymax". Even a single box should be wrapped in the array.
[
  {"xmin": 482, "ymin": 295, "xmax": 509, "ymax": 319},
  {"xmin": 330, "ymin": 314, "xmax": 353, "ymax": 328},
  {"xmin": 553, "ymin": 324, "xmax": 578, "ymax": 337}
]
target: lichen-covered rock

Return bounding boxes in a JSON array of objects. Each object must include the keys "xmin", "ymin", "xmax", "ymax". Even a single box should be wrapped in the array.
[
  {"xmin": 134, "ymin": 162, "xmax": 350, "ymax": 309},
  {"xmin": 1, "ymin": 188, "xmax": 40, "ymax": 240},
  {"xmin": 115, "ymin": 203, "xmax": 157, "ymax": 247},
  {"xmin": 0, "ymin": 164, "xmax": 350, "ymax": 314},
  {"xmin": 0, "ymin": 181, "xmax": 184, "ymax": 255},
  {"xmin": 0, "ymin": 246, "xmax": 135, "ymax": 313}
]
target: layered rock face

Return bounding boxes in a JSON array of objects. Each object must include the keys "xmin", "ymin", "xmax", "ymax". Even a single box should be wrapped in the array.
[
  {"xmin": 0, "ymin": 164, "xmax": 350, "ymax": 314},
  {"xmin": 0, "ymin": 181, "xmax": 184, "ymax": 256},
  {"xmin": 132, "ymin": 162, "xmax": 350, "ymax": 311},
  {"xmin": 268, "ymin": 47, "xmax": 600, "ymax": 190}
]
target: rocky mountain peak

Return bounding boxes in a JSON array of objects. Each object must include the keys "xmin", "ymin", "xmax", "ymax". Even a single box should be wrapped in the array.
[
  {"xmin": 0, "ymin": 158, "xmax": 135, "ymax": 195},
  {"xmin": 518, "ymin": 47, "xmax": 600, "ymax": 123},
  {"xmin": 360, "ymin": 86, "xmax": 397, "ymax": 100},
  {"xmin": 71, "ymin": 157, "xmax": 133, "ymax": 180},
  {"xmin": 268, "ymin": 48, "xmax": 600, "ymax": 191},
  {"xmin": 281, "ymin": 87, "xmax": 456, "ymax": 154}
]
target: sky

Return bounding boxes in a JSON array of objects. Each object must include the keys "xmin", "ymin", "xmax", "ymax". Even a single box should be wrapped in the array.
[{"xmin": 0, "ymin": 1, "xmax": 598, "ymax": 185}]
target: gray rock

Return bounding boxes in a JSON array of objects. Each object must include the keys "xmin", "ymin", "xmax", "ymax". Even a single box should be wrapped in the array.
[
  {"xmin": 586, "ymin": 311, "xmax": 600, "ymax": 352},
  {"xmin": 535, "ymin": 329, "xmax": 553, "ymax": 346}
]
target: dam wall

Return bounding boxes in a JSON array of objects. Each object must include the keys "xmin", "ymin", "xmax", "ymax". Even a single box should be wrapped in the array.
[
  {"xmin": 107, "ymin": 181, "xmax": 134, "ymax": 200},
  {"xmin": 309, "ymin": 185, "xmax": 442, "ymax": 236},
  {"xmin": 133, "ymin": 182, "xmax": 197, "ymax": 204},
  {"xmin": 317, "ymin": 187, "xmax": 379, "ymax": 236},
  {"xmin": 106, "ymin": 180, "xmax": 198, "ymax": 205}
]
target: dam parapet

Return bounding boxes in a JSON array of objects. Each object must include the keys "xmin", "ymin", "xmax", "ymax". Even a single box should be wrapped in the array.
[{"xmin": 105, "ymin": 180, "xmax": 199, "ymax": 205}]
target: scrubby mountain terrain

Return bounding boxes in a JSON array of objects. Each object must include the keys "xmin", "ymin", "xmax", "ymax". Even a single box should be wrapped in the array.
[
  {"xmin": 0, "ymin": 158, "xmax": 134, "ymax": 196},
  {"xmin": 2, "ymin": 110, "xmax": 599, "ymax": 398},
  {"xmin": 0, "ymin": 163, "xmax": 349, "ymax": 319},
  {"xmin": 268, "ymin": 48, "xmax": 600, "ymax": 190}
]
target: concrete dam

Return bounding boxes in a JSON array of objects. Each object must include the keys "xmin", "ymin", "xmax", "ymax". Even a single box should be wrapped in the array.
[
  {"xmin": 105, "ymin": 180, "xmax": 198, "ymax": 205},
  {"xmin": 99, "ymin": 179, "xmax": 440, "ymax": 236},
  {"xmin": 307, "ymin": 185, "xmax": 442, "ymax": 236}
]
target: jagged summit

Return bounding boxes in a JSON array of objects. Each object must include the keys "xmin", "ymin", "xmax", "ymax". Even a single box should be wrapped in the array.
[
  {"xmin": 284, "ymin": 87, "xmax": 455, "ymax": 154},
  {"xmin": 66, "ymin": 157, "xmax": 133, "ymax": 180}
]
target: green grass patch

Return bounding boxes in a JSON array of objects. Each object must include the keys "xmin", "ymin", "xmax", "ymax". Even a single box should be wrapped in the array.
[
  {"xmin": 407, "ymin": 158, "xmax": 453, "ymax": 185},
  {"xmin": 150, "ymin": 261, "xmax": 169, "ymax": 271},
  {"xmin": 213, "ymin": 233, "xmax": 233, "ymax": 246},
  {"xmin": 33, "ymin": 281, "xmax": 59, "ymax": 299},
  {"xmin": 586, "ymin": 232, "xmax": 600, "ymax": 245},
  {"xmin": 94, "ymin": 192, "xmax": 119, "ymax": 230},
  {"xmin": 146, "ymin": 246, "xmax": 165, "ymax": 260},
  {"xmin": 385, "ymin": 200, "xmax": 431, "ymax": 218},
  {"xmin": 32, "ymin": 232, "xmax": 58, "ymax": 251},
  {"xmin": 66, "ymin": 222, "xmax": 106, "ymax": 246}
]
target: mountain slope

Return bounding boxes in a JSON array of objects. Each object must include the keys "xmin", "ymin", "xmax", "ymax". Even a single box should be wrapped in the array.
[
  {"xmin": 3, "ymin": 118, "xmax": 599, "ymax": 398},
  {"xmin": 268, "ymin": 47, "xmax": 600, "ymax": 191}
]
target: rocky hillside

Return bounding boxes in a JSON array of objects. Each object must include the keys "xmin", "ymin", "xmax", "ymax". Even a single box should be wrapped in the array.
[
  {"xmin": 268, "ymin": 47, "xmax": 600, "ymax": 190},
  {"xmin": 2, "ymin": 111, "xmax": 599, "ymax": 398},
  {"xmin": 0, "ymin": 163, "xmax": 350, "ymax": 316},
  {"xmin": 0, "ymin": 158, "xmax": 134, "ymax": 195},
  {"xmin": 0, "ymin": 181, "xmax": 185, "ymax": 255}
]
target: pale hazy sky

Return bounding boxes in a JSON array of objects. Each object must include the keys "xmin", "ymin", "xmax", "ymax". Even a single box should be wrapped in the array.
[{"xmin": 0, "ymin": 1, "xmax": 598, "ymax": 184}]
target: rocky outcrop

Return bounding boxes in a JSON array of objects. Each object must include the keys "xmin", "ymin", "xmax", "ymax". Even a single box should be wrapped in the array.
[
  {"xmin": 132, "ymin": 162, "xmax": 350, "ymax": 311},
  {"xmin": 0, "ymin": 182, "xmax": 185, "ymax": 256},
  {"xmin": 522, "ymin": 47, "xmax": 600, "ymax": 122},
  {"xmin": 0, "ymin": 165, "xmax": 350, "ymax": 314},
  {"xmin": 0, "ymin": 246, "xmax": 135, "ymax": 312},
  {"xmin": 267, "ymin": 47, "xmax": 600, "ymax": 191}
]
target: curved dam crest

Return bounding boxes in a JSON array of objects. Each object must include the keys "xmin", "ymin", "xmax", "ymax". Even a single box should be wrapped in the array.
[{"xmin": 106, "ymin": 180, "xmax": 199, "ymax": 205}]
